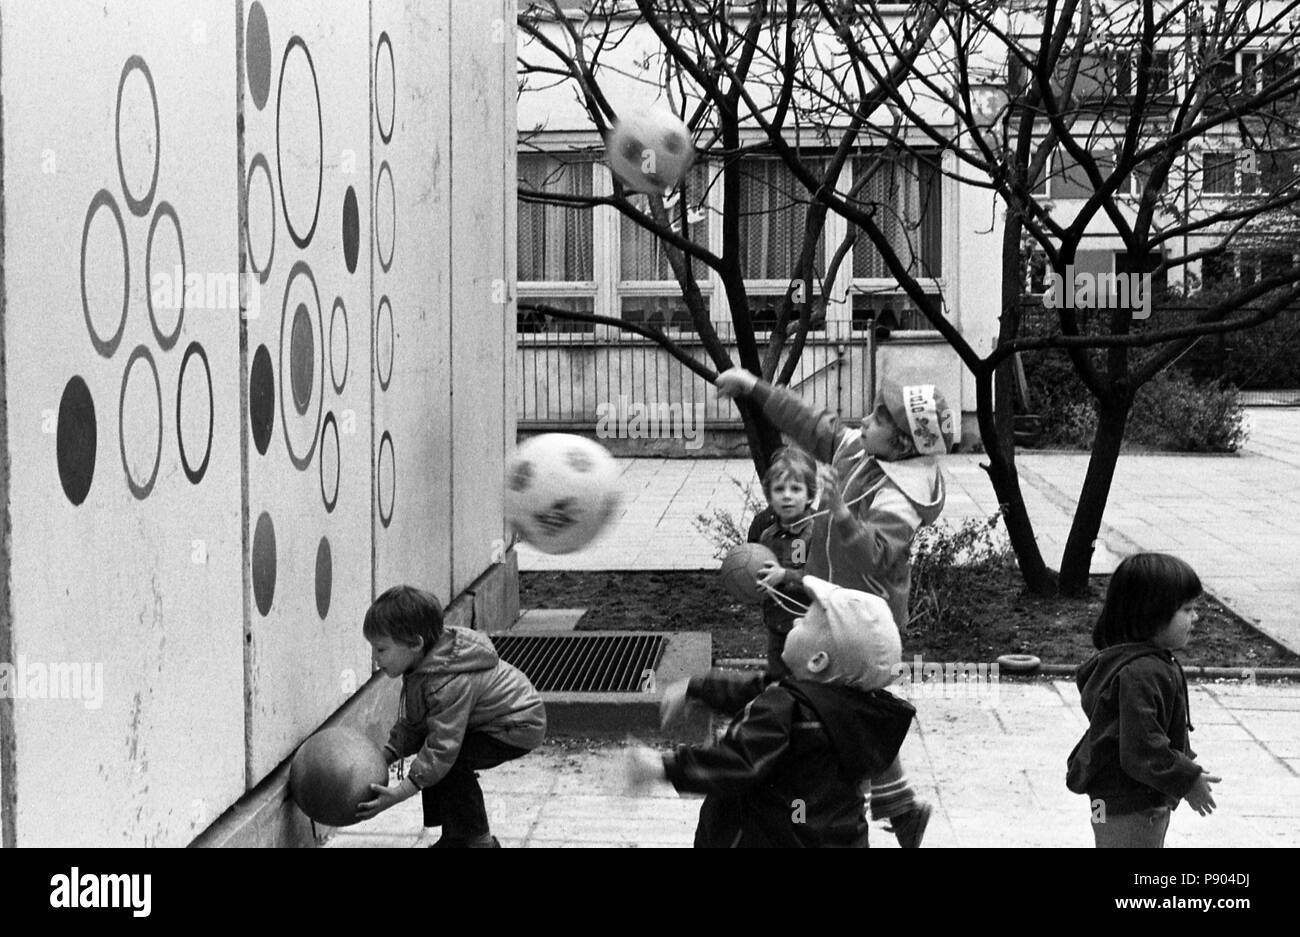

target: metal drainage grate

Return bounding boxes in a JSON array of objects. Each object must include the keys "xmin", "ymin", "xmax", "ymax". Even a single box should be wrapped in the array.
[{"xmin": 491, "ymin": 634, "xmax": 666, "ymax": 693}]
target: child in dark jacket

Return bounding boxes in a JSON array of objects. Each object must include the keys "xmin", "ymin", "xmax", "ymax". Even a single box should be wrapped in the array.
[
  {"xmin": 746, "ymin": 447, "xmax": 817, "ymax": 680},
  {"xmin": 1067, "ymin": 553, "xmax": 1220, "ymax": 848},
  {"xmin": 625, "ymin": 576, "xmax": 916, "ymax": 848},
  {"xmin": 356, "ymin": 585, "xmax": 546, "ymax": 848},
  {"xmin": 716, "ymin": 368, "xmax": 953, "ymax": 847}
]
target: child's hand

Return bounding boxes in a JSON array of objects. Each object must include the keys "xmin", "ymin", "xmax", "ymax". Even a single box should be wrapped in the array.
[
  {"xmin": 817, "ymin": 464, "xmax": 849, "ymax": 520},
  {"xmin": 659, "ymin": 680, "xmax": 693, "ymax": 730},
  {"xmin": 757, "ymin": 560, "xmax": 786, "ymax": 589},
  {"xmin": 623, "ymin": 744, "xmax": 665, "ymax": 795},
  {"xmin": 1185, "ymin": 772, "xmax": 1221, "ymax": 816},
  {"xmin": 356, "ymin": 782, "xmax": 407, "ymax": 821},
  {"xmin": 715, "ymin": 368, "xmax": 758, "ymax": 400}
]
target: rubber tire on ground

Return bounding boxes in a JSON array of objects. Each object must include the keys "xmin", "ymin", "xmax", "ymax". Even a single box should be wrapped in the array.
[{"xmin": 997, "ymin": 653, "xmax": 1041, "ymax": 673}]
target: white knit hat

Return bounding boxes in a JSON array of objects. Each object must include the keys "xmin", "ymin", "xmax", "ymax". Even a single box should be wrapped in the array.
[{"xmin": 797, "ymin": 576, "xmax": 901, "ymax": 691}]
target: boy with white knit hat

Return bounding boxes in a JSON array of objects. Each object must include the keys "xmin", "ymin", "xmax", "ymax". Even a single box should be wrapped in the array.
[
  {"xmin": 715, "ymin": 368, "xmax": 955, "ymax": 847},
  {"xmin": 625, "ymin": 576, "xmax": 916, "ymax": 848}
]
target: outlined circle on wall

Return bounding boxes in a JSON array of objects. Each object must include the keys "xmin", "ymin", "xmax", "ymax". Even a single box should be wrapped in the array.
[
  {"xmin": 377, "ymin": 431, "xmax": 395, "ymax": 528},
  {"xmin": 246, "ymin": 153, "xmax": 276, "ymax": 284},
  {"xmin": 329, "ymin": 297, "xmax": 349, "ymax": 393},
  {"xmin": 342, "ymin": 185, "xmax": 360, "ymax": 274},
  {"xmin": 320, "ymin": 411, "xmax": 339, "ymax": 513},
  {"xmin": 145, "ymin": 201, "xmax": 186, "ymax": 351},
  {"xmin": 246, "ymin": 1, "xmax": 273, "ymax": 111},
  {"xmin": 115, "ymin": 55, "xmax": 160, "ymax": 218},
  {"xmin": 252, "ymin": 511, "xmax": 277, "ymax": 616},
  {"xmin": 57, "ymin": 376, "xmax": 97, "ymax": 507},
  {"xmin": 375, "ymin": 31, "xmax": 395, "ymax": 143},
  {"xmin": 375, "ymin": 295, "xmax": 394, "ymax": 390},
  {"xmin": 250, "ymin": 343, "xmax": 275, "ymax": 456},
  {"xmin": 276, "ymin": 35, "xmax": 323, "ymax": 250},
  {"xmin": 315, "ymin": 536, "xmax": 332, "ymax": 619},
  {"xmin": 278, "ymin": 260, "xmax": 323, "ymax": 471},
  {"xmin": 375, "ymin": 161, "xmax": 395, "ymax": 272},
  {"xmin": 177, "ymin": 341, "xmax": 213, "ymax": 485},
  {"xmin": 80, "ymin": 189, "xmax": 130, "ymax": 359},
  {"xmin": 118, "ymin": 344, "xmax": 163, "ymax": 501}
]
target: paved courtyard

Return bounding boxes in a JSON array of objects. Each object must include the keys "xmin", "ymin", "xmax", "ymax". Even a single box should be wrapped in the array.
[
  {"xmin": 519, "ymin": 408, "xmax": 1300, "ymax": 654},
  {"xmin": 331, "ymin": 408, "xmax": 1300, "ymax": 848},
  {"xmin": 331, "ymin": 679, "xmax": 1300, "ymax": 848}
]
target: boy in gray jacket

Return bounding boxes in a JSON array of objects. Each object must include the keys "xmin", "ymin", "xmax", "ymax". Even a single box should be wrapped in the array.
[{"xmin": 357, "ymin": 585, "xmax": 546, "ymax": 847}]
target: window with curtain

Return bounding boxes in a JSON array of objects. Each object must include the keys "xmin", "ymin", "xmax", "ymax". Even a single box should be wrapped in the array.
[
  {"xmin": 518, "ymin": 153, "xmax": 595, "ymax": 282},
  {"xmin": 619, "ymin": 163, "xmax": 711, "ymax": 282},
  {"xmin": 737, "ymin": 158, "xmax": 827, "ymax": 281},
  {"xmin": 850, "ymin": 152, "xmax": 943, "ymax": 279}
]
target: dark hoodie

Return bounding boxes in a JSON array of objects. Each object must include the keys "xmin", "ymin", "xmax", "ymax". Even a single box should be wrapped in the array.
[
  {"xmin": 663, "ymin": 670, "xmax": 916, "ymax": 847},
  {"xmin": 1066, "ymin": 644, "xmax": 1200, "ymax": 815}
]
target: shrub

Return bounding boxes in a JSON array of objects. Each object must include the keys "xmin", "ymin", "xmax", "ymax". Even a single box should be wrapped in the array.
[
  {"xmin": 1030, "ymin": 368, "xmax": 1249, "ymax": 452},
  {"xmin": 908, "ymin": 512, "xmax": 1018, "ymax": 631},
  {"xmin": 693, "ymin": 475, "xmax": 766, "ymax": 560}
]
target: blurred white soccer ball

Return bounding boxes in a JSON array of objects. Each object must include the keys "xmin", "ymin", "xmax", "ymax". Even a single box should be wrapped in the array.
[
  {"xmin": 505, "ymin": 434, "xmax": 621, "ymax": 554},
  {"xmin": 605, "ymin": 109, "xmax": 695, "ymax": 196}
]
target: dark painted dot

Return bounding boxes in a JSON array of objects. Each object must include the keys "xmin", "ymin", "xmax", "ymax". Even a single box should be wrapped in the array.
[
  {"xmin": 250, "ymin": 344, "xmax": 275, "ymax": 455},
  {"xmin": 342, "ymin": 186, "xmax": 359, "ymax": 274},
  {"xmin": 252, "ymin": 511, "xmax": 277, "ymax": 616},
  {"xmin": 290, "ymin": 301, "xmax": 314, "ymax": 415},
  {"xmin": 315, "ymin": 536, "xmax": 332, "ymax": 619},
  {"xmin": 246, "ymin": 2, "xmax": 272, "ymax": 110},
  {"xmin": 57, "ymin": 376, "xmax": 97, "ymax": 506}
]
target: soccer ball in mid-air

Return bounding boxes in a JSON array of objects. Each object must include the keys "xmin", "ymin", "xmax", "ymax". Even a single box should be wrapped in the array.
[
  {"xmin": 605, "ymin": 109, "xmax": 695, "ymax": 196},
  {"xmin": 505, "ymin": 434, "xmax": 621, "ymax": 554}
]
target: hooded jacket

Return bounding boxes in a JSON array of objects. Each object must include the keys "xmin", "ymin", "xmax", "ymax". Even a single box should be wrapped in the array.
[
  {"xmin": 382, "ymin": 626, "xmax": 546, "ymax": 789},
  {"xmin": 751, "ymin": 383, "xmax": 945, "ymax": 627},
  {"xmin": 663, "ymin": 670, "xmax": 916, "ymax": 847},
  {"xmin": 747, "ymin": 507, "xmax": 813, "ymax": 636},
  {"xmin": 1066, "ymin": 643, "xmax": 1200, "ymax": 815}
]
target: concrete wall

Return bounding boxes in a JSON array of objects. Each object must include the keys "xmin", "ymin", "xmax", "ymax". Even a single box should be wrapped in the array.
[{"xmin": 0, "ymin": 0, "xmax": 516, "ymax": 848}]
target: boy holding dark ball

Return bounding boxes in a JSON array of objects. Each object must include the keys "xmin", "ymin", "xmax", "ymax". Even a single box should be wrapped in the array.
[{"xmin": 357, "ymin": 585, "xmax": 546, "ymax": 847}]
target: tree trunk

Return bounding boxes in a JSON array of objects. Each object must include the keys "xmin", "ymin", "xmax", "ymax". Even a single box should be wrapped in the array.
[
  {"xmin": 974, "ymin": 366, "xmax": 1057, "ymax": 594},
  {"xmin": 1059, "ymin": 398, "xmax": 1130, "ymax": 596}
]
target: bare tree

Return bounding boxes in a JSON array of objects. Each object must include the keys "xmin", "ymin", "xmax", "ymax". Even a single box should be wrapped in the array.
[{"xmin": 518, "ymin": 0, "xmax": 1300, "ymax": 595}]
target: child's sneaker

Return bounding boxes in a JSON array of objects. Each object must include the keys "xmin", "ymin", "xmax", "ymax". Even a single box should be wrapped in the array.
[{"xmin": 887, "ymin": 802, "xmax": 931, "ymax": 848}]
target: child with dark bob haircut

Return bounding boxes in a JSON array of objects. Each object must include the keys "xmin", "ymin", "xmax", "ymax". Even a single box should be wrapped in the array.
[
  {"xmin": 357, "ymin": 585, "xmax": 546, "ymax": 847},
  {"xmin": 1067, "ymin": 553, "xmax": 1220, "ymax": 848}
]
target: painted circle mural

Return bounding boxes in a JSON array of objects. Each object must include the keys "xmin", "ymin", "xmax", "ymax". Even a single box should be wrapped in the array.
[
  {"xmin": 115, "ymin": 55, "xmax": 160, "ymax": 218},
  {"xmin": 177, "ymin": 341, "xmax": 213, "ymax": 485},
  {"xmin": 57, "ymin": 376, "xmax": 97, "ymax": 507},
  {"xmin": 118, "ymin": 345, "xmax": 163, "ymax": 500},
  {"xmin": 80, "ymin": 189, "xmax": 130, "ymax": 359},
  {"xmin": 276, "ymin": 36, "xmax": 323, "ymax": 250},
  {"xmin": 145, "ymin": 201, "xmax": 186, "ymax": 351}
]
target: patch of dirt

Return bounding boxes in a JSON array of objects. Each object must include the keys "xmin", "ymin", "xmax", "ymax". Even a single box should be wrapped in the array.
[{"xmin": 520, "ymin": 569, "xmax": 1300, "ymax": 669}]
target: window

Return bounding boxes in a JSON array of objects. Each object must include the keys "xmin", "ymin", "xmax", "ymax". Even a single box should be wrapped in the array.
[
  {"xmin": 1202, "ymin": 150, "xmax": 1259, "ymax": 195},
  {"xmin": 619, "ymin": 162, "xmax": 711, "ymax": 331},
  {"xmin": 517, "ymin": 153, "xmax": 596, "ymax": 333},
  {"xmin": 850, "ymin": 151, "xmax": 943, "ymax": 278},
  {"xmin": 851, "ymin": 291, "xmax": 942, "ymax": 333},
  {"xmin": 737, "ymin": 158, "xmax": 827, "ymax": 281},
  {"xmin": 1202, "ymin": 249, "xmax": 1295, "ymax": 291}
]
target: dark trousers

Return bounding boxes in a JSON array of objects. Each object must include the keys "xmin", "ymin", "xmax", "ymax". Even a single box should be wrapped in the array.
[{"xmin": 421, "ymin": 733, "xmax": 531, "ymax": 837}]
